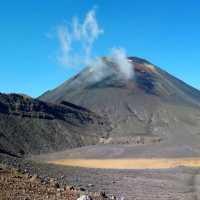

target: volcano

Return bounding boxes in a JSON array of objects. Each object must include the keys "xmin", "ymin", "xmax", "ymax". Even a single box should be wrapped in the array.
[{"xmin": 39, "ymin": 57, "xmax": 200, "ymax": 150}]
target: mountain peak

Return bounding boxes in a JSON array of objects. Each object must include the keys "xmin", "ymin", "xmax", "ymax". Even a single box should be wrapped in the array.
[{"xmin": 39, "ymin": 56, "xmax": 200, "ymax": 108}]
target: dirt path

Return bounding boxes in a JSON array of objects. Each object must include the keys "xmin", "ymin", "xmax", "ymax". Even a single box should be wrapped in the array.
[{"xmin": 48, "ymin": 158, "xmax": 200, "ymax": 169}]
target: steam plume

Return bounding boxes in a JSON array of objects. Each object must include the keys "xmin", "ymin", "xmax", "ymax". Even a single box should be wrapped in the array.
[
  {"xmin": 57, "ymin": 8, "xmax": 103, "ymax": 67},
  {"xmin": 56, "ymin": 8, "xmax": 134, "ymax": 83},
  {"xmin": 109, "ymin": 48, "xmax": 134, "ymax": 79},
  {"xmin": 87, "ymin": 48, "xmax": 134, "ymax": 83}
]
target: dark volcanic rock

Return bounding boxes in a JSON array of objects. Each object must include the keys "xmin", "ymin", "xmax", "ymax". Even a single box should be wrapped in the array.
[{"xmin": 0, "ymin": 93, "xmax": 110, "ymax": 156}]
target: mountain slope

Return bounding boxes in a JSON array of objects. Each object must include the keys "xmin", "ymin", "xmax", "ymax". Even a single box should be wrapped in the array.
[
  {"xmin": 0, "ymin": 93, "xmax": 109, "ymax": 156},
  {"xmin": 39, "ymin": 57, "xmax": 200, "ymax": 146},
  {"xmin": 40, "ymin": 57, "xmax": 200, "ymax": 106}
]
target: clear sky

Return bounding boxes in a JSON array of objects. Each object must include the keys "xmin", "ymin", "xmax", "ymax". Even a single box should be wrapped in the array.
[{"xmin": 0, "ymin": 0, "xmax": 200, "ymax": 97}]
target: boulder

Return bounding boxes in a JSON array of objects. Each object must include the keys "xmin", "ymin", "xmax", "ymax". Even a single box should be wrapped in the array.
[{"xmin": 77, "ymin": 195, "xmax": 92, "ymax": 200}]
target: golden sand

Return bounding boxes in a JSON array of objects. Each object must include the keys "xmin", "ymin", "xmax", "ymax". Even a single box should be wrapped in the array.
[{"xmin": 48, "ymin": 158, "xmax": 200, "ymax": 169}]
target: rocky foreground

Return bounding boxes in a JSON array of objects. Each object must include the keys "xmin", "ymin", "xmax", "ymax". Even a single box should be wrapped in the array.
[{"xmin": 0, "ymin": 164, "xmax": 110, "ymax": 200}]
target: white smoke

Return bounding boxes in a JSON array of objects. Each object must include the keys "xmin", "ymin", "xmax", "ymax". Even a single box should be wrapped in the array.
[
  {"xmin": 57, "ymin": 8, "xmax": 103, "ymax": 67},
  {"xmin": 87, "ymin": 48, "xmax": 134, "ymax": 83},
  {"xmin": 109, "ymin": 48, "xmax": 134, "ymax": 79},
  {"xmin": 56, "ymin": 8, "xmax": 134, "ymax": 82},
  {"xmin": 87, "ymin": 57, "xmax": 108, "ymax": 82},
  {"xmin": 57, "ymin": 25, "xmax": 72, "ymax": 66}
]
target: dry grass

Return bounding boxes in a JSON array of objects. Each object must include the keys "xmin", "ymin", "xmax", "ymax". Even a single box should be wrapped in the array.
[{"xmin": 48, "ymin": 158, "xmax": 200, "ymax": 169}]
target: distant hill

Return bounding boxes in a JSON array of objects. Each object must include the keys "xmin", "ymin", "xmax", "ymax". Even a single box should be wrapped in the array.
[{"xmin": 0, "ymin": 93, "xmax": 109, "ymax": 156}]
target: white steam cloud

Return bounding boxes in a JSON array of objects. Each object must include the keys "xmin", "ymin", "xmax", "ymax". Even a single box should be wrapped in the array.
[
  {"xmin": 57, "ymin": 8, "xmax": 103, "ymax": 67},
  {"xmin": 57, "ymin": 26, "xmax": 72, "ymax": 66},
  {"xmin": 109, "ymin": 48, "xmax": 134, "ymax": 79},
  {"xmin": 87, "ymin": 48, "xmax": 134, "ymax": 83},
  {"xmin": 56, "ymin": 8, "xmax": 134, "ymax": 82}
]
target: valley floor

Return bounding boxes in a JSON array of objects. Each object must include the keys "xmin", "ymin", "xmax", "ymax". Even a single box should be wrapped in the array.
[{"xmin": 1, "ymin": 152, "xmax": 200, "ymax": 200}]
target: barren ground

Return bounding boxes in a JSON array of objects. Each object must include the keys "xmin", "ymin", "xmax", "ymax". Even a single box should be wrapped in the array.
[
  {"xmin": 0, "ymin": 164, "xmax": 106, "ymax": 200},
  {"xmin": 2, "ymin": 153, "xmax": 200, "ymax": 200},
  {"xmin": 28, "ymin": 144, "xmax": 200, "ymax": 200}
]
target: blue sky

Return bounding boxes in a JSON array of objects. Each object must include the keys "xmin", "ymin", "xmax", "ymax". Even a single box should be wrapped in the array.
[{"xmin": 0, "ymin": 0, "xmax": 200, "ymax": 97}]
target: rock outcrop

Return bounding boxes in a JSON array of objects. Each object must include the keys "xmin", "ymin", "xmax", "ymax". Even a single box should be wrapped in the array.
[{"xmin": 0, "ymin": 93, "xmax": 110, "ymax": 156}]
